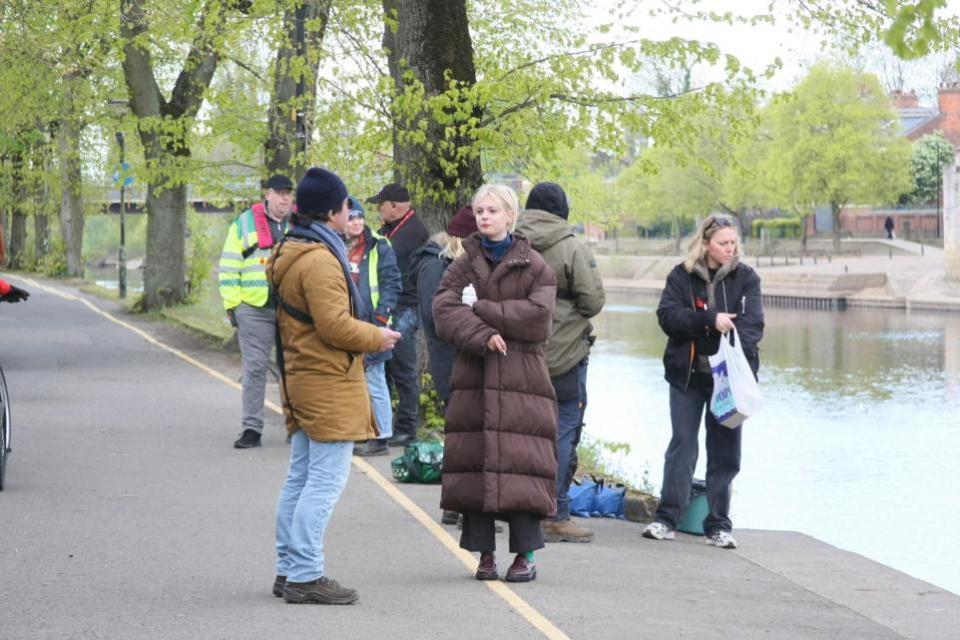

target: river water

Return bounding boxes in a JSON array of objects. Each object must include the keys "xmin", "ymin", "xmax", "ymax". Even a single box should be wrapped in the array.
[{"xmin": 587, "ymin": 292, "xmax": 960, "ymax": 595}]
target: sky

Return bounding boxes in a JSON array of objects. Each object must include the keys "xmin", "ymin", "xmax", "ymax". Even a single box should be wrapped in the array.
[{"xmin": 589, "ymin": 0, "xmax": 960, "ymax": 104}]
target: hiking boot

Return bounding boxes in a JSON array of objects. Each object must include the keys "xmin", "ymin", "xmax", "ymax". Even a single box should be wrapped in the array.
[
  {"xmin": 441, "ymin": 510, "xmax": 459, "ymax": 525},
  {"xmin": 542, "ymin": 518, "xmax": 594, "ymax": 543},
  {"xmin": 706, "ymin": 530, "xmax": 737, "ymax": 549},
  {"xmin": 505, "ymin": 555, "xmax": 537, "ymax": 583},
  {"xmin": 233, "ymin": 429, "xmax": 261, "ymax": 449},
  {"xmin": 272, "ymin": 575, "xmax": 286, "ymax": 598},
  {"xmin": 355, "ymin": 439, "xmax": 389, "ymax": 457},
  {"xmin": 475, "ymin": 552, "xmax": 498, "ymax": 581},
  {"xmin": 386, "ymin": 433, "xmax": 416, "ymax": 447},
  {"xmin": 641, "ymin": 521, "xmax": 675, "ymax": 541},
  {"xmin": 282, "ymin": 576, "xmax": 359, "ymax": 605}
]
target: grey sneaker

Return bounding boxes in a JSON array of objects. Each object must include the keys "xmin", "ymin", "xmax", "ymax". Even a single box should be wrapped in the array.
[
  {"xmin": 706, "ymin": 531, "xmax": 737, "ymax": 549},
  {"xmin": 641, "ymin": 521, "xmax": 675, "ymax": 540},
  {"xmin": 282, "ymin": 576, "xmax": 359, "ymax": 605}
]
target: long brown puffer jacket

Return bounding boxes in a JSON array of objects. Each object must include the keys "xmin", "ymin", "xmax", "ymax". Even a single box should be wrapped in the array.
[{"xmin": 432, "ymin": 233, "xmax": 559, "ymax": 518}]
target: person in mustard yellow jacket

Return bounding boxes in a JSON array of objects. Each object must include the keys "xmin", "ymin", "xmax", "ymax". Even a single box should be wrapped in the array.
[
  {"xmin": 268, "ymin": 167, "xmax": 400, "ymax": 605},
  {"xmin": 219, "ymin": 174, "xmax": 292, "ymax": 449}
]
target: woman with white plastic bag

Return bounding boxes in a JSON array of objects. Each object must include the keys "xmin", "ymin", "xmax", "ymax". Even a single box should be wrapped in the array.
[{"xmin": 641, "ymin": 214, "xmax": 764, "ymax": 550}]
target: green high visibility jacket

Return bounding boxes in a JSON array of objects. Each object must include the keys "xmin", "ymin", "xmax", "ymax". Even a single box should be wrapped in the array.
[{"xmin": 218, "ymin": 204, "xmax": 287, "ymax": 310}]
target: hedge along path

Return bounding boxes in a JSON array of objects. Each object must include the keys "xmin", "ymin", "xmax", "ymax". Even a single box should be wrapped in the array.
[{"xmin": 19, "ymin": 276, "xmax": 571, "ymax": 640}]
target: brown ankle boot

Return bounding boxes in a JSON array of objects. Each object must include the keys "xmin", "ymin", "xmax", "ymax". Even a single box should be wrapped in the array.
[
  {"xmin": 542, "ymin": 518, "xmax": 594, "ymax": 543},
  {"xmin": 475, "ymin": 552, "xmax": 498, "ymax": 580},
  {"xmin": 505, "ymin": 554, "xmax": 537, "ymax": 582}
]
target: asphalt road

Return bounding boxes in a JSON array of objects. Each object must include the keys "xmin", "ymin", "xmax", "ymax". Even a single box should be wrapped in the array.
[{"xmin": 1, "ymin": 276, "xmax": 957, "ymax": 640}]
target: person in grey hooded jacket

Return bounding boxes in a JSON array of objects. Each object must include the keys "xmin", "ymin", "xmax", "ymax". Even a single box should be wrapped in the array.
[{"xmin": 516, "ymin": 182, "xmax": 605, "ymax": 543}]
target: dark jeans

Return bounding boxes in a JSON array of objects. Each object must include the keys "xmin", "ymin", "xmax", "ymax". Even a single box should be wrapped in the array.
[
  {"xmin": 654, "ymin": 375, "xmax": 742, "ymax": 535},
  {"xmin": 385, "ymin": 307, "xmax": 420, "ymax": 438},
  {"xmin": 460, "ymin": 511, "xmax": 544, "ymax": 554},
  {"xmin": 552, "ymin": 359, "xmax": 588, "ymax": 521}
]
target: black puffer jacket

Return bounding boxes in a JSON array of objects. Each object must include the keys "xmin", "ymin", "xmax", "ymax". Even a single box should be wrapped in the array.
[
  {"xmin": 656, "ymin": 258, "xmax": 764, "ymax": 391},
  {"xmin": 410, "ymin": 241, "xmax": 456, "ymax": 401}
]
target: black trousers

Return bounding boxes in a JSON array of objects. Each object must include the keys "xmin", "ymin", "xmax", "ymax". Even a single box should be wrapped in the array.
[
  {"xmin": 459, "ymin": 511, "xmax": 544, "ymax": 554},
  {"xmin": 385, "ymin": 307, "xmax": 420, "ymax": 438},
  {"xmin": 654, "ymin": 375, "xmax": 742, "ymax": 535}
]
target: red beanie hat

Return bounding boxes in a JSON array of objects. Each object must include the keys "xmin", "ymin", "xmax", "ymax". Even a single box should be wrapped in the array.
[{"xmin": 446, "ymin": 204, "xmax": 478, "ymax": 238}]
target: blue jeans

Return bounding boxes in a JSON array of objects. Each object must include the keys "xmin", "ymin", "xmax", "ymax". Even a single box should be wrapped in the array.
[
  {"xmin": 365, "ymin": 362, "xmax": 393, "ymax": 439},
  {"xmin": 275, "ymin": 431, "xmax": 354, "ymax": 582},
  {"xmin": 553, "ymin": 360, "xmax": 588, "ymax": 521}
]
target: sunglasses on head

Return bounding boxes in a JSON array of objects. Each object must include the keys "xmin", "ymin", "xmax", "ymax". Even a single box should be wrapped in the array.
[
  {"xmin": 706, "ymin": 216, "xmax": 735, "ymax": 230},
  {"xmin": 348, "ymin": 211, "xmax": 364, "ymax": 220}
]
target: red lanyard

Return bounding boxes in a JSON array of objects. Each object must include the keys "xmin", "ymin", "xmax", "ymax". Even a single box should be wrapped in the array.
[{"xmin": 383, "ymin": 210, "xmax": 415, "ymax": 240}]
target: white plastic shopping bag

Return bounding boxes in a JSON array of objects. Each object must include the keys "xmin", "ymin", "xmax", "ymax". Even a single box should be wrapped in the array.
[{"xmin": 708, "ymin": 327, "xmax": 762, "ymax": 428}]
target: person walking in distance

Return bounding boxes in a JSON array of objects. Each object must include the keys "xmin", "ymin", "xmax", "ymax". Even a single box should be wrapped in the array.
[
  {"xmin": 433, "ymin": 184, "xmax": 558, "ymax": 582},
  {"xmin": 269, "ymin": 167, "xmax": 401, "ymax": 604},
  {"xmin": 342, "ymin": 196, "xmax": 402, "ymax": 457},
  {"xmin": 366, "ymin": 183, "xmax": 429, "ymax": 446},
  {"xmin": 219, "ymin": 174, "xmax": 293, "ymax": 449},
  {"xmin": 517, "ymin": 182, "xmax": 605, "ymax": 543},
  {"xmin": 642, "ymin": 214, "xmax": 764, "ymax": 549}
]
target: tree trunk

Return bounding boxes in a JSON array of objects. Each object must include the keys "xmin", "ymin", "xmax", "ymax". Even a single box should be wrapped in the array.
[
  {"xmin": 9, "ymin": 212, "xmax": 27, "ymax": 270},
  {"xmin": 800, "ymin": 214, "xmax": 809, "ymax": 253},
  {"xmin": 143, "ymin": 183, "xmax": 187, "ymax": 309},
  {"xmin": 57, "ymin": 91, "xmax": 85, "ymax": 277},
  {"xmin": 265, "ymin": 0, "xmax": 331, "ymax": 181},
  {"xmin": 382, "ymin": 0, "xmax": 483, "ymax": 234},
  {"xmin": 34, "ymin": 213, "xmax": 49, "ymax": 262},
  {"xmin": 831, "ymin": 202, "xmax": 842, "ymax": 253},
  {"xmin": 7, "ymin": 151, "xmax": 26, "ymax": 269}
]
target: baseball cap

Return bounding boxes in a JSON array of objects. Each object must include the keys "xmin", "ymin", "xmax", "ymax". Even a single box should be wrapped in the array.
[
  {"xmin": 265, "ymin": 174, "xmax": 294, "ymax": 191},
  {"xmin": 365, "ymin": 183, "xmax": 411, "ymax": 205}
]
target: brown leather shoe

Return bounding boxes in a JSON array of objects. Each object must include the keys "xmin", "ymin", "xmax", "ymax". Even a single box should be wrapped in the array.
[
  {"xmin": 272, "ymin": 575, "xmax": 286, "ymax": 597},
  {"xmin": 505, "ymin": 554, "xmax": 537, "ymax": 583},
  {"xmin": 542, "ymin": 518, "xmax": 594, "ymax": 543},
  {"xmin": 282, "ymin": 576, "xmax": 359, "ymax": 604},
  {"xmin": 475, "ymin": 552, "xmax": 498, "ymax": 580}
]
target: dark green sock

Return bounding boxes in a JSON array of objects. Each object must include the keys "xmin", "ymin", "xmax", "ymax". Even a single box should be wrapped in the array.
[{"xmin": 523, "ymin": 551, "xmax": 534, "ymax": 561}]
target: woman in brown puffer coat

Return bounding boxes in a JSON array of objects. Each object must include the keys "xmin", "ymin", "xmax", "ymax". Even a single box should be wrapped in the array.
[{"xmin": 433, "ymin": 183, "xmax": 558, "ymax": 584}]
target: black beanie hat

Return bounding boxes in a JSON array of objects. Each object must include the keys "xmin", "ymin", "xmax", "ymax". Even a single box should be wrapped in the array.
[
  {"xmin": 525, "ymin": 182, "xmax": 569, "ymax": 219},
  {"xmin": 296, "ymin": 167, "xmax": 348, "ymax": 217}
]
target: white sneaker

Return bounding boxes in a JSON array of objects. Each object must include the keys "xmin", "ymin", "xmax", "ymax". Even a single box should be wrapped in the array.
[
  {"xmin": 641, "ymin": 522, "xmax": 675, "ymax": 540},
  {"xmin": 706, "ymin": 531, "xmax": 737, "ymax": 549}
]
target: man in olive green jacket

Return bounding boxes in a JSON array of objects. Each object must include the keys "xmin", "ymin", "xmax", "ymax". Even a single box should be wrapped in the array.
[{"xmin": 516, "ymin": 182, "xmax": 605, "ymax": 543}]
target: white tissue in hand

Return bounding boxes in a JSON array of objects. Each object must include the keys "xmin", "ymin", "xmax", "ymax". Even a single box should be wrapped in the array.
[{"xmin": 461, "ymin": 284, "xmax": 477, "ymax": 305}]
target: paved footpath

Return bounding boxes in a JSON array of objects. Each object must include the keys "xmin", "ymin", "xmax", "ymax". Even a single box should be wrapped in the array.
[{"xmin": 2, "ymin": 275, "xmax": 958, "ymax": 640}]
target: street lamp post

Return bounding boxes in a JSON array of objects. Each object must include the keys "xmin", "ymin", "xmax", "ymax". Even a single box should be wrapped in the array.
[
  {"xmin": 938, "ymin": 144, "xmax": 944, "ymax": 241},
  {"xmin": 107, "ymin": 98, "xmax": 131, "ymax": 298},
  {"xmin": 115, "ymin": 131, "xmax": 127, "ymax": 299}
]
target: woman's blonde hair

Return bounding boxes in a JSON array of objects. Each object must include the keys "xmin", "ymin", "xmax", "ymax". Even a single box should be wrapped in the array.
[
  {"xmin": 433, "ymin": 231, "xmax": 466, "ymax": 260},
  {"xmin": 683, "ymin": 214, "xmax": 741, "ymax": 271},
  {"xmin": 472, "ymin": 183, "xmax": 520, "ymax": 232}
]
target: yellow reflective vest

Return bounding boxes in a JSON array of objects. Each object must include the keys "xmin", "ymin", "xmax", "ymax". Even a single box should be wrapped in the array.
[{"xmin": 218, "ymin": 206, "xmax": 286, "ymax": 310}]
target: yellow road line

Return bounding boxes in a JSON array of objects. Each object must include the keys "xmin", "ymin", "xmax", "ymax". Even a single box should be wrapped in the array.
[
  {"xmin": 18, "ymin": 276, "xmax": 570, "ymax": 640},
  {"xmin": 351, "ymin": 457, "xmax": 571, "ymax": 640}
]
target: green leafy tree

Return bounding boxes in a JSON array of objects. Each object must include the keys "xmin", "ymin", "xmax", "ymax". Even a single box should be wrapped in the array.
[
  {"xmin": 906, "ymin": 132, "xmax": 954, "ymax": 204},
  {"xmin": 761, "ymin": 63, "xmax": 912, "ymax": 252},
  {"xmin": 119, "ymin": 0, "xmax": 258, "ymax": 309}
]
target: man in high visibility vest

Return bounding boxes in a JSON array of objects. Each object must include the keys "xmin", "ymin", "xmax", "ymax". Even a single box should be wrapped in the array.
[
  {"xmin": 219, "ymin": 174, "xmax": 293, "ymax": 449},
  {"xmin": 343, "ymin": 196, "xmax": 402, "ymax": 456}
]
